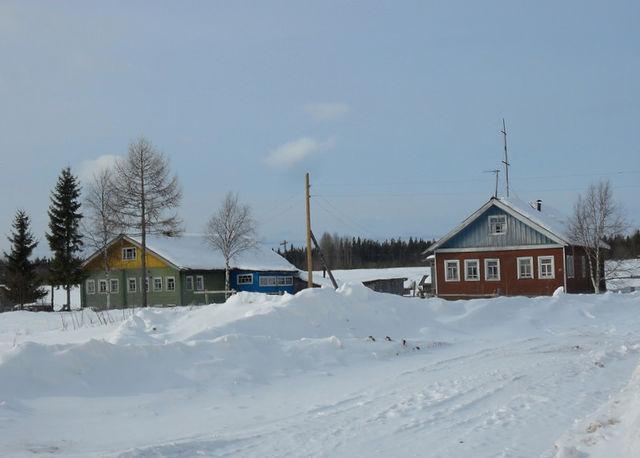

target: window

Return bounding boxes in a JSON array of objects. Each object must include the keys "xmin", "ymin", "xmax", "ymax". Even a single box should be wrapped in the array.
[
  {"xmin": 237, "ymin": 274, "xmax": 253, "ymax": 285},
  {"xmin": 166, "ymin": 277, "xmax": 176, "ymax": 292},
  {"xmin": 144, "ymin": 277, "xmax": 150, "ymax": 292},
  {"xmin": 259, "ymin": 276, "xmax": 276, "ymax": 287},
  {"xmin": 86, "ymin": 279, "xmax": 96, "ymax": 295},
  {"xmin": 485, "ymin": 259, "xmax": 501, "ymax": 281},
  {"xmin": 153, "ymin": 277, "xmax": 163, "ymax": 292},
  {"xmin": 122, "ymin": 247, "xmax": 136, "ymax": 261},
  {"xmin": 98, "ymin": 279, "xmax": 108, "ymax": 294},
  {"xmin": 195, "ymin": 275, "xmax": 204, "ymax": 291},
  {"xmin": 581, "ymin": 256, "xmax": 587, "ymax": 278},
  {"xmin": 185, "ymin": 276, "xmax": 194, "ymax": 291},
  {"xmin": 489, "ymin": 215, "xmax": 507, "ymax": 235},
  {"xmin": 566, "ymin": 255, "xmax": 575, "ymax": 279},
  {"xmin": 517, "ymin": 257, "xmax": 533, "ymax": 279},
  {"xmin": 538, "ymin": 256, "xmax": 555, "ymax": 279},
  {"xmin": 464, "ymin": 259, "xmax": 480, "ymax": 281},
  {"xmin": 127, "ymin": 278, "xmax": 137, "ymax": 293},
  {"xmin": 110, "ymin": 279, "xmax": 119, "ymax": 294},
  {"xmin": 258, "ymin": 275, "xmax": 294, "ymax": 287},
  {"xmin": 445, "ymin": 260, "xmax": 460, "ymax": 282}
]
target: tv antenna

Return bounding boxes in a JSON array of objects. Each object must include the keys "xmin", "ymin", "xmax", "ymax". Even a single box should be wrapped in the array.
[
  {"xmin": 279, "ymin": 240, "xmax": 288, "ymax": 252},
  {"xmin": 484, "ymin": 169, "xmax": 500, "ymax": 198},
  {"xmin": 501, "ymin": 118, "xmax": 510, "ymax": 197}
]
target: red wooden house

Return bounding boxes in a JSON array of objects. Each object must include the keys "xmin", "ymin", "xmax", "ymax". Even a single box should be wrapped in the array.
[{"xmin": 425, "ymin": 197, "xmax": 601, "ymax": 299}]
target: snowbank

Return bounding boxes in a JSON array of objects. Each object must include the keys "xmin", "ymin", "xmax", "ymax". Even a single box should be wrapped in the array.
[
  {"xmin": 555, "ymin": 356, "xmax": 640, "ymax": 457},
  {"xmin": 1, "ymin": 286, "xmax": 639, "ymax": 457}
]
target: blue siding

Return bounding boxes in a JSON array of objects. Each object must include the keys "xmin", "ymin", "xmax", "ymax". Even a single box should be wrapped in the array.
[
  {"xmin": 441, "ymin": 205, "xmax": 556, "ymax": 249},
  {"xmin": 231, "ymin": 270, "xmax": 296, "ymax": 294}
]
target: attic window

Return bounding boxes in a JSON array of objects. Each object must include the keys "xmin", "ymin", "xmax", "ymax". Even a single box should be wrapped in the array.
[
  {"xmin": 122, "ymin": 247, "xmax": 136, "ymax": 261},
  {"xmin": 489, "ymin": 215, "xmax": 507, "ymax": 235}
]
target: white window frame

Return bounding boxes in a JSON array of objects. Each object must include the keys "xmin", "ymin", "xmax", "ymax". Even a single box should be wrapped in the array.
[
  {"xmin": 195, "ymin": 275, "xmax": 204, "ymax": 291},
  {"xmin": 122, "ymin": 247, "xmax": 136, "ymax": 261},
  {"xmin": 566, "ymin": 255, "xmax": 575, "ymax": 279},
  {"xmin": 489, "ymin": 215, "xmax": 507, "ymax": 235},
  {"xmin": 86, "ymin": 279, "xmax": 96, "ymax": 295},
  {"xmin": 517, "ymin": 256, "xmax": 534, "ymax": 279},
  {"xmin": 127, "ymin": 278, "xmax": 137, "ymax": 293},
  {"xmin": 444, "ymin": 260, "xmax": 460, "ymax": 282},
  {"xmin": 538, "ymin": 256, "xmax": 555, "ymax": 279},
  {"xmin": 237, "ymin": 273, "xmax": 253, "ymax": 285},
  {"xmin": 166, "ymin": 276, "xmax": 176, "ymax": 292},
  {"xmin": 109, "ymin": 278, "xmax": 119, "ymax": 294},
  {"xmin": 259, "ymin": 276, "xmax": 276, "ymax": 287},
  {"xmin": 153, "ymin": 277, "xmax": 163, "ymax": 292},
  {"xmin": 484, "ymin": 258, "xmax": 501, "ymax": 281},
  {"xmin": 98, "ymin": 279, "xmax": 108, "ymax": 294},
  {"xmin": 185, "ymin": 275, "xmax": 194, "ymax": 291},
  {"xmin": 464, "ymin": 259, "xmax": 480, "ymax": 281}
]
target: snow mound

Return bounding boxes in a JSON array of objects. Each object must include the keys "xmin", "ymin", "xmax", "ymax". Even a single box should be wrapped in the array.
[{"xmin": 555, "ymin": 357, "xmax": 640, "ymax": 457}]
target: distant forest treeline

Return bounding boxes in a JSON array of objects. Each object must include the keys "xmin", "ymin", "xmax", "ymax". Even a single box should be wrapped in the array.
[
  {"xmin": 279, "ymin": 229, "xmax": 640, "ymax": 271},
  {"xmin": 279, "ymin": 233, "xmax": 436, "ymax": 271},
  {"xmin": 605, "ymin": 230, "xmax": 640, "ymax": 259}
]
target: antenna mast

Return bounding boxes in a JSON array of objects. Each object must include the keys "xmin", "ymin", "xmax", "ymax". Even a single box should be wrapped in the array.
[
  {"xmin": 501, "ymin": 118, "xmax": 510, "ymax": 197},
  {"xmin": 484, "ymin": 169, "xmax": 500, "ymax": 198}
]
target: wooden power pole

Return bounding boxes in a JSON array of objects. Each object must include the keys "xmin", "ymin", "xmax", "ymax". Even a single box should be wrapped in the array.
[{"xmin": 305, "ymin": 172, "xmax": 314, "ymax": 288}]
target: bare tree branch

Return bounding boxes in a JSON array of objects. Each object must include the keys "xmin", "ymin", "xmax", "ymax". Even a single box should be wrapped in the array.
[
  {"xmin": 568, "ymin": 180, "xmax": 627, "ymax": 293},
  {"xmin": 205, "ymin": 192, "xmax": 258, "ymax": 299}
]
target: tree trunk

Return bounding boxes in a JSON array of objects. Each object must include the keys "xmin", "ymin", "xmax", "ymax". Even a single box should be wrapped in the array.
[
  {"xmin": 224, "ymin": 261, "xmax": 230, "ymax": 300},
  {"xmin": 66, "ymin": 284, "xmax": 71, "ymax": 311}
]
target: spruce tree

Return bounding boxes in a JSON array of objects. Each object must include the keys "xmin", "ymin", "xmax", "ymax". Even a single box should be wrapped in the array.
[
  {"xmin": 4, "ymin": 210, "xmax": 46, "ymax": 308},
  {"xmin": 46, "ymin": 167, "xmax": 84, "ymax": 311}
]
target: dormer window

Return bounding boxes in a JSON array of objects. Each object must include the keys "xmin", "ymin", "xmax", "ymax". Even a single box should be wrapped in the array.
[
  {"xmin": 122, "ymin": 247, "xmax": 136, "ymax": 260},
  {"xmin": 489, "ymin": 215, "xmax": 507, "ymax": 235}
]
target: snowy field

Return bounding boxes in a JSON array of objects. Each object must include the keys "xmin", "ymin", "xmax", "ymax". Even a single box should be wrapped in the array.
[{"xmin": 0, "ymin": 286, "xmax": 639, "ymax": 457}]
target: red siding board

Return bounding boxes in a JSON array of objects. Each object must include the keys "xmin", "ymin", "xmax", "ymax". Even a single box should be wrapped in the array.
[{"xmin": 435, "ymin": 248, "xmax": 565, "ymax": 298}]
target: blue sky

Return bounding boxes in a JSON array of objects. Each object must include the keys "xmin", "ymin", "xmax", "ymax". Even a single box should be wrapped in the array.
[{"xmin": 0, "ymin": 1, "xmax": 638, "ymax": 255}]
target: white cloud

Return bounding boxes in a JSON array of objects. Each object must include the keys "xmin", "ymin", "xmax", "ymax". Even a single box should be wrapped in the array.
[
  {"xmin": 304, "ymin": 102, "xmax": 350, "ymax": 121},
  {"xmin": 77, "ymin": 154, "xmax": 121, "ymax": 183},
  {"xmin": 266, "ymin": 137, "xmax": 334, "ymax": 168}
]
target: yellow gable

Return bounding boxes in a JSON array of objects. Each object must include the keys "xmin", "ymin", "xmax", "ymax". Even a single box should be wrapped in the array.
[{"xmin": 84, "ymin": 238, "xmax": 170, "ymax": 271}]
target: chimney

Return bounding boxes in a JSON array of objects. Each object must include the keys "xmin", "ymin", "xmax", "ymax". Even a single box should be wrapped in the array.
[{"xmin": 536, "ymin": 199, "xmax": 542, "ymax": 212}]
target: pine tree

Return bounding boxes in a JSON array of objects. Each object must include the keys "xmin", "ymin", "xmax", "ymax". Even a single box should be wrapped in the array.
[
  {"xmin": 4, "ymin": 210, "xmax": 46, "ymax": 308},
  {"xmin": 46, "ymin": 167, "xmax": 84, "ymax": 311}
]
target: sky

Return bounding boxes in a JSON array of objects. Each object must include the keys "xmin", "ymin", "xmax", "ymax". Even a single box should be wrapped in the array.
[{"xmin": 0, "ymin": 1, "xmax": 638, "ymax": 256}]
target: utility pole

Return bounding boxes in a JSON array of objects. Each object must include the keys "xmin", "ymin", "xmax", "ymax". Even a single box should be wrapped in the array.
[
  {"xmin": 501, "ymin": 118, "xmax": 510, "ymax": 198},
  {"xmin": 305, "ymin": 172, "xmax": 314, "ymax": 288},
  {"xmin": 279, "ymin": 240, "xmax": 288, "ymax": 252}
]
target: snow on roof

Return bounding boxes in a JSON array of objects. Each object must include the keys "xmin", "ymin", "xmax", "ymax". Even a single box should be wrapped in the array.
[
  {"xmin": 128, "ymin": 234, "xmax": 298, "ymax": 272},
  {"xmin": 497, "ymin": 197, "xmax": 573, "ymax": 244}
]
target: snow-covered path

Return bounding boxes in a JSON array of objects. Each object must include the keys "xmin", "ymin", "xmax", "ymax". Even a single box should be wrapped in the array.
[{"xmin": 0, "ymin": 287, "xmax": 639, "ymax": 457}]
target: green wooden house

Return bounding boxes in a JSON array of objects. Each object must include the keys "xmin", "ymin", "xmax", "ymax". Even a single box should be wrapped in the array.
[{"xmin": 81, "ymin": 234, "xmax": 298, "ymax": 309}]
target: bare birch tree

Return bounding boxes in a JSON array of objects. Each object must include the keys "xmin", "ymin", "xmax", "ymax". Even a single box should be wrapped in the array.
[
  {"xmin": 568, "ymin": 180, "xmax": 627, "ymax": 293},
  {"xmin": 205, "ymin": 192, "xmax": 257, "ymax": 299},
  {"xmin": 112, "ymin": 137, "xmax": 182, "ymax": 307},
  {"xmin": 82, "ymin": 168, "xmax": 121, "ymax": 309}
]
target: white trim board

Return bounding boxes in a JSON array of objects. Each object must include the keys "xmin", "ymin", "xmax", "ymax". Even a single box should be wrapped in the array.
[{"xmin": 435, "ymin": 244, "xmax": 562, "ymax": 253}]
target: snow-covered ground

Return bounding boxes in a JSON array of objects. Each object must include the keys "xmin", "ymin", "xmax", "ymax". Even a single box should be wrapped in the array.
[
  {"xmin": 0, "ymin": 286, "xmax": 639, "ymax": 457},
  {"xmin": 303, "ymin": 266, "xmax": 430, "ymax": 290},
  {"xmin": 607, "ymin": 259, "xmax": 640, "ymax": 292}
]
